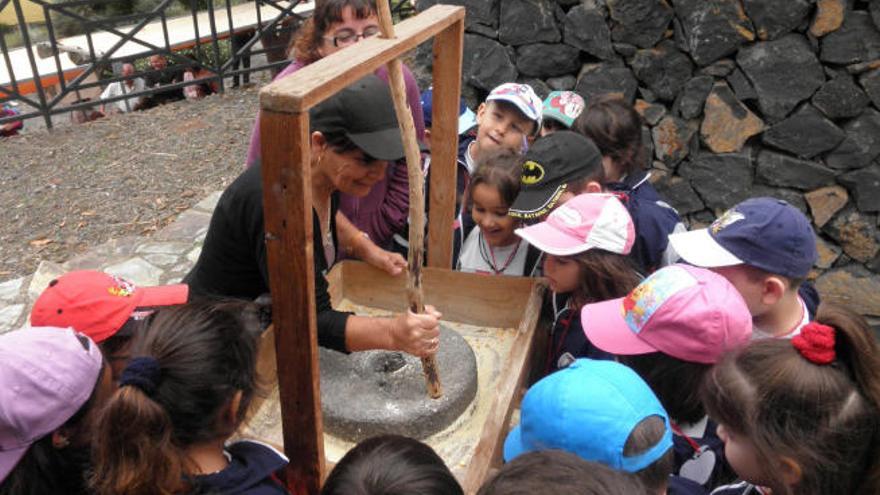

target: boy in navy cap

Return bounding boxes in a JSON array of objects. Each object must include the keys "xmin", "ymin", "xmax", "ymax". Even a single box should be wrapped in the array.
[{"xmin": 668, "ymin": 197, "xmax": 819, "ymax": 339}]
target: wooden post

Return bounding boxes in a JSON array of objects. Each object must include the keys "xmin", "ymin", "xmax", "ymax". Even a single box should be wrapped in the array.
[
  {"xmin": 258, "ymin": 5, "xmax": 465, "ymax": 491},
  {"xmin": 375, "ymin": 0, "xmax": 442, "ymax": 398},
  {"xmin": 426, "ymin": 14, "xmax": 464, "ymax": 270},
  {"xmin": 260, "ymin": 110, "xmax": 325, "ymax": 494}
]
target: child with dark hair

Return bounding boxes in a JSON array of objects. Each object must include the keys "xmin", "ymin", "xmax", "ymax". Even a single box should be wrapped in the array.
[
  {"xmin": 703, "ymin": 303, "xmax": 880, "ymax": 495},
  {"xmin": 457, "ymin": 151, "xmax": 541, "ymax": 276},
  {"xmin": 515, "ymin": 193, "xmax": 641, "ymax": 373},
  {"xmin": 29, "ymin": 270, "xmax": 188, "ymax": 382},
  {"xmin": 509, "ymin": 129, "xmax": 682, "ymax": 274},
  {"xmin": 0, "ymin": 327, "xmax": 113, "ymax": 495},
  {"xmin": 451, "ymin": 82, "xmax": 543, "ymax": 266},
  {"xmin": 503, "ymin": 359, "xmax": 706, "ymax": 495},
  {"xmin": 90, "ymin": 301, "xmax": 288, "ymax": 495},
  {"xmin": 669, "ymin": 198, "xmax": 820, "ymax": 338},
  {"xmin": 478, "ymin": 450, "xmax": 650, "ymax": 495},
  {"xmin": 582, "ymin": 265, "xmax": 753, "ymax": 491},
  {"xmin": 321, "ymin": 435, "xmax": 463, "ymax": 495}
]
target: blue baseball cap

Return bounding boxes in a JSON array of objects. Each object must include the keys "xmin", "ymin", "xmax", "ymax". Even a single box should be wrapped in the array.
[
  {"xmin": 503, "ymin": 359, "xmax": 673, "ymax": 472},
  {"xmin": 420, "ymin": 87, "xmax": 477, "ymax": 136},
  {"xmin": 668, "ymin": 197, "xmax": 817, "ymax": 279}
]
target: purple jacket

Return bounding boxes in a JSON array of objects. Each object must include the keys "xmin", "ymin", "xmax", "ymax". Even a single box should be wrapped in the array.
[{"xmin": 245, "ymin": 59, "xmax": 425, "ymax": 250}]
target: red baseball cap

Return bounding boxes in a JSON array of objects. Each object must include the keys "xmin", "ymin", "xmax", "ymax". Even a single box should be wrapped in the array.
[{"xmin": 30, "ymin": 270, "xmax": 189, "ymax": 343}]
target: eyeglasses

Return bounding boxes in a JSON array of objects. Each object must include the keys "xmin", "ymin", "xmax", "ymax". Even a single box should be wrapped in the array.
[{"xmin": 324, "ymin": 25, "xmax": 380, "ymax": 47}]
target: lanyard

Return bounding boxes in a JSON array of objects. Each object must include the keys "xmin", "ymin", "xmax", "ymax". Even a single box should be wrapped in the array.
[
  {"xmin": 670, "ymin": 421, "xmax": 704, "ymax": 454},
  {"xmin": 545, "ymin": 305, "xmax": 577, "ymax": 374},
  {"xmin": 478, "ymin": 232, "xmax": 521, "ymax": 275}
]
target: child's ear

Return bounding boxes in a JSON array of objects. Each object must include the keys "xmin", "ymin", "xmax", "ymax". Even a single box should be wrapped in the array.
[
  {"xmin": 476, "ymin": 102, "xmax": 487, "ymax": 124},
  {"xmin": 220, "ymin": 390, "xmax": 245, "ymax": 431},
  {"xmin": 310, "ymin": 131, "xmax": 326, "ymax": 151},
  {"xmin": 761, "ymin": 276, "xmax": 786, "ymax": 306},
  {"xmin": 778, "ymin": 456, "xmax": 803, "ymax": 487},
  {"xmin": 585, "ymin": 181, "xmax": 603, "ymax": 194}
]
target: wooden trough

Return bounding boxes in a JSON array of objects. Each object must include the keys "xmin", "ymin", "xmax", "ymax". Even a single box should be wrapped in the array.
[{"xmin": 251, "ymin": 5, "xmax": 546, "ymax": 493}]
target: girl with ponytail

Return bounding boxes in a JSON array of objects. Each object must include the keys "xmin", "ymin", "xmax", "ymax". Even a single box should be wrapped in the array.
[
  {"xmin": 91, "ymin": 301, "xmax": 287, "ymax": 495},
  {"xmin": 701, "ymin": 303, "xmax": 880, "ymax": 495}
]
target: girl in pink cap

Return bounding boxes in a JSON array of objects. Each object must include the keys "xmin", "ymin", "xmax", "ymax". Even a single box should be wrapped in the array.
[
  {"xmin": 702, "ymin": 303, "xmax": 880, "ymax": 495},
  {"xmin": 514, "ymin": 193, "xmax": 641, "ymax": 375}
]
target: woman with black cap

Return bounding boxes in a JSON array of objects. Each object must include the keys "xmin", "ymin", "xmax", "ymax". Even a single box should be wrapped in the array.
[{"xmin": 185, "ymin": 75, "xmax": 440, "ymax": 358}]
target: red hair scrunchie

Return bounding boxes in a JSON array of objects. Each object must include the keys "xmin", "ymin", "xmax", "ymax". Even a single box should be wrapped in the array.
[{"xmin": 792, "ymin": 322, "xmax": 836, "ymax": 365}]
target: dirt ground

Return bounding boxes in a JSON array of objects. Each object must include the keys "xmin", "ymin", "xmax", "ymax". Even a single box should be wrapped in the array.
[{"xmin": 0, "ymin": 84, "xmax": 263, "ymax": 281}]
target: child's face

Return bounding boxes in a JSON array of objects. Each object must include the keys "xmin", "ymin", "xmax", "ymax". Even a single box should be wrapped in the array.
[
  {"xmin": 474, "ymin": 101, "xmax": 534, "ymax": 158},
  {"xmin": 717, "ymin": 423, "xmax": 768, "ymax": 487},
  {"xmin": 709, "ymin": 265, "xmax": 772, "ymax": 317},
  {"xmin": 543, "ymin": 254, "xmax": 581, "ymax": 294},
  {"xmin": 471, "ymin": 183, "xmax": 519, "ymax": 247}
]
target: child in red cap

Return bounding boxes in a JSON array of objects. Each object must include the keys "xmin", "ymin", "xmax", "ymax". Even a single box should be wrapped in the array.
[{"xmin": 30, "ymin": 270, "xmax": 188, "ymax": 381}]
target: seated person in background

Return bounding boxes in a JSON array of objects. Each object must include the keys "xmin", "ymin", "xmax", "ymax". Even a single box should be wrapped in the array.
[
  {"xmin": 479, "ymin": 450, "xmax": 650, "ymax": 495},
  {"xmin": 321, "ymin": 434, "xmax": 463, "ymax": 495},
  {"xmin": 582, "ymin": 264, "xmax": 753, "ymax": 491},
  {"xmin": 504, "ymin": 359, "xmax": 707, "ymax": 495},
  {"xmin": 0, "ymin": 101, "xmax": 23, "ymax": 137},
  {"xmin": 141, "ymin": 54, "xmax": 185, "ymax": 108},
  {"xmin": 668, "ymin": 198, "xmax": 820, "ymax": 338},
  {"xmin": 29, "ymin": 270, "xmax": 188, "ymax": 382},
  {"xmin": 184, "ymin": 75, "xmax": 440, "ymax": 358},
  {"xmin": 69, "ymin": 97, "xmax": 104, "ymax": 124},
  {"xmin": 457, "ymin": 151, "xmax": 541, "ymax": 277},
  {"xmin": 100, "ymin": 63, "xmax": 145, "ymax": 114},
  {"xmin": 0, "ymin": 327, "xmax": 113, "ymax": 495},
  {"xmin": 183, "ymin": 57, "xmax": 219, "ymax": 100},
  {"xmin": 539, "ymin": 90, "xmax": 585, "ymax": 136},
  {"xmin": 573, "ymin": 96, "xmax": 685, "ymax": 271}
]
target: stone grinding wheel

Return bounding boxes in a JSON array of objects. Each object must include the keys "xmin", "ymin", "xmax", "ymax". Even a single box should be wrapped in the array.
[{"xmin": 319, "ymin": 324, "xmax": 478, "ymax": 442}]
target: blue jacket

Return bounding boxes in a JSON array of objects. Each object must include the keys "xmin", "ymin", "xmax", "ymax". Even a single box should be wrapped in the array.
[{"xmin": 190, "ymin": 440, "xmax": 289, "ymax": 495}]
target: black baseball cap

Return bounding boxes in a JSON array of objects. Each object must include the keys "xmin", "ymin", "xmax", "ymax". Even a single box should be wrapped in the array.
[
  {"xmin": 509, "ymin": 131, "xmax": 603, "ymax": 220},
  {"xmin": 310, "ymin": 74, "xmax": 419, "ymax": 161}
]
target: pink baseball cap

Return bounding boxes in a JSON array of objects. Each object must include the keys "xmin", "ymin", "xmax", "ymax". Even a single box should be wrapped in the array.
[
  {"xmin": 0, "ymin": 326, "xmax": 103, "ymax": 482},
  {"xmin": 514, "ymin": 193, "xmax": 635, "ymax": 256},
  {"xmin": 582, "ymin": 264, "xmax": 752, "ymax": 364},
  {"xmin": 486, "ymin": 82, "xmax": 543, "ymax": 131}
]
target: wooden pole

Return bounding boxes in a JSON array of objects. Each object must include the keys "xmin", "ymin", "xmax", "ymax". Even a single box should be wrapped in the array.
[{"xmin": 376, "ymin": 0, "xmax": 442, "ymax": 399}]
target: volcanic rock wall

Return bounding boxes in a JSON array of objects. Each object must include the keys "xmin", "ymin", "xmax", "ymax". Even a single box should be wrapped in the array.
[{"xmin": 414, "ymin": 0, "xmax": 880, "ymax": 319}]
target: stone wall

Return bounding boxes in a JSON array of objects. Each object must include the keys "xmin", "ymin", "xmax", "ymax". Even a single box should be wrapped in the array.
[{"xmin": 414, "ymin": 0, "xmax": 880, "ymax": 320}]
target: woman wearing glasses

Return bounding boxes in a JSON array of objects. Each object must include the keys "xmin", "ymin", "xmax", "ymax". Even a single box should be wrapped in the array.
[{"xmin": 245, "ymin": 0, "xmax": 425, "ymax": 261}]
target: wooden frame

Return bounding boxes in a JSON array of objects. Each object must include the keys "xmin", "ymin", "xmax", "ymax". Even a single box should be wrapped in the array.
[{"xmin": 258, "ymin": 6, "xmax": 465, "ymax": 492}]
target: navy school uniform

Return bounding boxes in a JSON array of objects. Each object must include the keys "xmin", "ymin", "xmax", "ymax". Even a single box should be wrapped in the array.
[
  {"xmin": 669, "ymin": 475, "xmax": 711, "ymax": 495},
  {"xmin": 544, "ymin": 292, "xmax": 614, "ymax": 375},
  {"xmin": 605, "ymin": 170, "xmax": 685, "ymax": 274},
  {"xmin": 190, "ymin": 440, "xmax": 290, "ymax": 494},
  {"xmin": 672, "ymin": 417, "xmax": 736, "ymax": 492}
]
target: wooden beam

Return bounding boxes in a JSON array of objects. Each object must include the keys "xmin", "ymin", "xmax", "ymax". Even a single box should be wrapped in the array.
[
  {"xmin": 259, "ymin": 5, "xmax": 464, "ymax": 113},
  {"xmin": 259, "ymin": 109, "xmax": 325, "ymax": 493},
  {"xmin": 426, "ymin": 16, "xmax": 464, "ymax": 269}
]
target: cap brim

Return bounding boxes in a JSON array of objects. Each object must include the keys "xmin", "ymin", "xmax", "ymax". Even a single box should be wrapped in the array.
[
  {"xmin": 668, "ymin": 229, "xmax": 743, "ymax": 268},
  {"xmin": 509, "ymin": 184, "xmax": 566, "ymax": 220},
  {"xmin": 581, "ymin": 298, "xmax": 659, "ymax": 356},
  {"xmin": 515, "ymin": 223, "xmax": 593, "ymax": 257},
  {"xmin": 348, "ymin": 129, "xmax": 426, "ymax": 162},
  {"xmin": 0, "ymin": 445, "xmax": 29, "ymax": 483},
  {"xmin": 459, "ymin": 108, "xmax": 478, "ymax": 135},
  {"xmin": 502, "ymin": 425, "xmax": 528, "ymax": 462},
  {"xmin": 137, "ymin": 283, "xmax": 189, "ymax": 308}
]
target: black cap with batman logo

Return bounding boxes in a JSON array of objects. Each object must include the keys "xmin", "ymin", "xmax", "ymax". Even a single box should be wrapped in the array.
[{"xmin": 509, "ymin": 130, "xmax": 603, "ymax": 220}]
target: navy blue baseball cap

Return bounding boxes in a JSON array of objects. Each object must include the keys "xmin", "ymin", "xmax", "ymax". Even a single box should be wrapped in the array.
[{"xmin": 668, "ymin": 198, "xmax": 817, "ymax": 279}]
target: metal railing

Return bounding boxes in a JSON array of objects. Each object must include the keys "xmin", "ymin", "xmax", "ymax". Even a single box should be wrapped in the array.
[{"xmin": 0, "ymin": 1, "xmax": 385, "ymax": 129}]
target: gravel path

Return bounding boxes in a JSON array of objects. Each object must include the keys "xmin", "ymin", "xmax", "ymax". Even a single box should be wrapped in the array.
[{"xmin": 0, "ymin": 83, "xmax": 264, "ymax": 282}]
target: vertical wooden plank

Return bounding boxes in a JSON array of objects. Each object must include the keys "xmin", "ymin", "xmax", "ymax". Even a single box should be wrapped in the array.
[
  {"xmin": 426, "ymin": 18, "xmax": 465, "ymax": 269},
  {"xmin": 259, "ymin": 109, "xmax": 325, "ymax": 494}
]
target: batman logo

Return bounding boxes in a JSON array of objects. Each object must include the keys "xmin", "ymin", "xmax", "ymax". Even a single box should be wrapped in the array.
[{"xmin": 521, "ymin": 161, "xmax": 545, "ymax": 185}]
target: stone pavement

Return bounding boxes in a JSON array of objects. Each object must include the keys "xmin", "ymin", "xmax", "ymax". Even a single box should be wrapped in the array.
[{"xmin": 0, "ymin": 190, "xmax": 222, "ymax": 334}]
